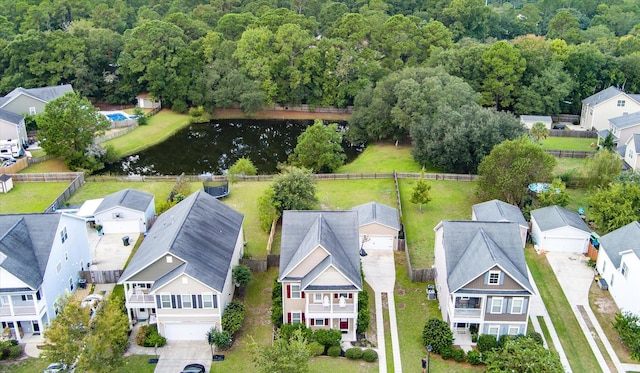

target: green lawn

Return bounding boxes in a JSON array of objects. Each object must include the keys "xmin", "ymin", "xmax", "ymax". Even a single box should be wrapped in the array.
[
  {"xmin": 566, "ymin": 187, "xmax": 590, "ymax": 217},
  {"xmin": 337, "ymin": 142, "xmax": 423, "ymax": 173},
  {"xmin": 554, "ymin": 157, "xmax": 587, "ymax": 177},
  {"xmin": 103, "ymin": 110, "xmax": 191, "ymax": 157},
  {"xmin": 537, "ymin": 316, "xmax": 557, "ymax": 352},
  {"xmin": 317, "ymin": 179, "xmax": 397, "ymax": 210},
  {"xmin": 19, "ymin": 158, "xmax": 70, "ymax": 173},
  {"xmin": 525, "ymin": 247, "xmax": 601, "ymax": 372},
  {"xmin": 398, "ymin": 180, "xmax": 476, "ymax": 268},
  {"xmin": 0, "ymin": 182, "xmax": 69, "ymax": 213},
  {"xmin": 0, "ymin": 355, "xmax": 156, "ymax": 373},
  {"xmin": 540, "ymin": 137, "xmax": 597, "ymax": 151},
  {"xmin": 394, "ymin": 252, "xmax": 482, "ymax": 372}
]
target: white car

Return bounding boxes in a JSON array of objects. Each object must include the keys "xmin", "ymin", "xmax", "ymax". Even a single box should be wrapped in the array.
[
  {"xmin": 80, "ymin": 294, "xmax": 103, "ymax": 318},
  {"xmin": 43, "ymin": 362, "xmax": 67, "ymax": 373}
]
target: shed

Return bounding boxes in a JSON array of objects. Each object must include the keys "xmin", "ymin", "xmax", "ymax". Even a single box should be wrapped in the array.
[
  {"xmin": 520, "ymin": 115, "xmax": 553, "ymax": 130},
  {"xmin": 93, "ymin": 189, "xmax": 156, "ymax": 234},
  {"xmin": 352, "ymin": 202, "xmax": 401, "ymax": 251},
  {"xmin": 0, "ymin": 174, "xmax": 13, "ymax": 193},
  {"xmin": 530, "ymin": 205, "xmax": 591, "ymax": 254},
  {"xmin": 136, "ymin": 93, "xmax": 161, "ymax": 109}
]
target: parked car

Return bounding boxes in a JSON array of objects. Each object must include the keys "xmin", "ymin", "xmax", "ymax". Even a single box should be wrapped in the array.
[
  {"xmin": 181, "ymin": 363, "xmax": 205, "ymax": 373},
  {"xmin": 80, "ymin": 294, "xmax": 103, "ymax": 319},
  {"xmin": 43, "ymin": 362, "xmax": 67, "ymax": 373}
]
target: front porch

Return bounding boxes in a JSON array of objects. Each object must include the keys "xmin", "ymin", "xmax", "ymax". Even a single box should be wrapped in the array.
[{"xmin": 451, "ymin": 322, "xmax": 478, "ymax": 352}]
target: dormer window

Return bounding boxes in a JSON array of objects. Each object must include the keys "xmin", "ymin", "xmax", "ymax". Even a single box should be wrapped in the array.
[{"xmin": 488, "ymin": 270, "xmax": 501, "ymax": 285}]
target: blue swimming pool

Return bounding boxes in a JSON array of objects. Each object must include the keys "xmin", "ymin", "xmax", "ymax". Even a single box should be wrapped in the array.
[{"xmin": 106, "ymin": 113, "xmax": 128, "ymax": 121}]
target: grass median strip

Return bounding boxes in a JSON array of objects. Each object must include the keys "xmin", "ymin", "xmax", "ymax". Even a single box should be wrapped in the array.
[
  {"xmin": 537, "ymin": 316, "xmax": 556, "ymax": 352},
  {"xmin": 526, "ymin": 248, "xmax": 601, "ymax": 372}
]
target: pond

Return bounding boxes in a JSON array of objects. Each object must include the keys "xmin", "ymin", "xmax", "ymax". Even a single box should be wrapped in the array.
[{"xmin": 100, "ymin": 119, "xmax": 362, "ymax": 176}]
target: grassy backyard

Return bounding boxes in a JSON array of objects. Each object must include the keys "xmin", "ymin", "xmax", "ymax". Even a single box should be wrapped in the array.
[
  {"xmin": 0, "ymin": 182, "xmax": 69, "ymax": 213},
  {"xmin": 0, "ymin": 355, "xmax": 156, "ymax": 373},
  {"xmin": 337, "ymin": 142, "xmax": 423, "ymax": 173},
  {"xmin": 525, "ymin": 247, "xmax": 601, "ymax": 372},
  {"xmin": 540, "ymin": 137, "xmax": 597, "ymax": 152}
]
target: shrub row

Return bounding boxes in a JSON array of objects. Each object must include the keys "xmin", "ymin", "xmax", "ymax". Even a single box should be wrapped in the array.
[
  {"xmin": 135, "ymin": 324, "xmax": 166, "ymax": 347},
  {"xmin": 271, "ymin": 278, "xmax": 283, "ymax": 329},
  {"xmin": 0, "ymin": 340, "xmax": 21, "ymax": 360},
  {"xmin": 357, "ymin": 289, "xmax": 371, "ymax": 334},
  {"xmin": 221, "ymin": 300, "xmax": 246, "ymax": 336},
  {"xmin": 345, "ymin": 347, "xmax": 378, "ymax": 362}
]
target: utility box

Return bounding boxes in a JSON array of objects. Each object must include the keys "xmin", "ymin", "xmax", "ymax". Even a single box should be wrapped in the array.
[{"xmin": 122, "ymin": 236, "xmax": 130, "ymax": 246}]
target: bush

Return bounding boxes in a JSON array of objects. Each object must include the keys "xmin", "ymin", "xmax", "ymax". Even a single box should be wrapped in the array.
[
  {"xmin": 357, "ymin": 308, "xmax": 371, "ymax": 334},
  {"xmin": 271, "ymin": 304, "xmax": 283, "ymax": 329},
  {"xmin": 498, "ymin": 334, "xmax": 518, "ymax": 348},
  {"xmin": 345, "ymin": 347, "xmax": 364, "ymax": 359},
  {"xmin": 138, "ymin": 324, "xmax": 166, "ymax": 347},
  {"xmin": 272, "ymin": 279, "xmax": 282, "ymax": 301},
  {"xmin": 313, "ymin": 329, "xmax": 342, "ymax": 348},
  {"xmin": 222, "ymin": 301, "xmax": 246, "ymax": 336},
  {"xmin": 422, "ymin": 318, "xmax": 453, "ymax": 354},
  {"xmin": 327, "ymin": 345, "xmax": 341, "ymax": 357},
  {"xmin": 527, "ymin": 331, "xmax": 544, "ymax": 346},
  {"xmin": 208, "ymin": 329, "xmax": 232, "ymax": 350},
  {"xmin": 308, "ymin": 341, "xmax": 325, "ymax": 356},
  {"xmin": 452, "ymin": 348, "xmax": 466, "ymax": 362},
  {"xmin": 362, "ymin": 349, "xmax": 378, "ymax": 362},
  {"xmin": 476, "ymin": 334, "xmax": 498, "ymax": 352},
  {"xmin": 440, "ymin": 346, "xmax": 452, "ymax": 360},
  {"xmin": 280, "ymin": 323, "xmax": 312, "ymax": 341},
  {"xmin": 614, "ymin": 311, "xmax": 640, "ymax": 361},
  {"xmin": 466, "ymin": 350, "xmax": 483, "ymax": 365},
  {"xmin": 135, "ymin": 325, "xmax": 149, "ymax": 346}
]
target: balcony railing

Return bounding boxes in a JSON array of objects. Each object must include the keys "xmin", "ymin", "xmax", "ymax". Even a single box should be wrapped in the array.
[
  {"xmin": 307, "ymin": 303, "xmax": 356, "ymax": 314},
  {"xmin": 126, "ymin": 290, "xmax": 155, "ymax": 304},
  {"xmin": 453, "ymin": 308, "xmax": 482, "ymax": 318},
  {"xmin": 0, "ymin": 306, "xmax": 10, "ymax": 316}
]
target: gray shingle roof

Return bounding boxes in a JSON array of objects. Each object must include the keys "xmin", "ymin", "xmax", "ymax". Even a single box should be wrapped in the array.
[
  {"xmin": 0, "ymin": 174, "xmax": 10, "ymax": 182},
  {"xmin": 530, "ymin": 205, "xmax": 590, "ymax": 233},
  {"xmin": 352, "ymin": 202, "xmax": 400, "ymax": 231},
  {"xmin": 279, "ymin": 211, "xmax": 362, "ymax": 290},
  {"xmin": 440, "ymin": 221, "xmax": 532, "ymax": 293},
  {"xmin": 95, "ymin": 188, "xmax": 154, "ymax": 213},
  {"xmin": 1, "ymin": 85, "xmax": 74, "ymax": 107},
  {"xmin": 119, "ymin": 190, "xmax": 244, "ymax": 292},
  {"xmin": 0, "ymin": 214, "xmax": 61, "ymax": 290},
  {"xmin": 610, "ymin": 111, "xmax": 640, "ymax": 129},
  {"xmin": 599, "ymin": 221, "xmax": 640, "ymax": 269},
  {"xmin": 472, "ymin": 199, "xmax": 527, "ymax": 227},
  {"xmin": 0, "ymin": 109, "xmax": 23, "ymax": 125},
  {"xmin": 582, "ymin": 86, "xmax": 626, "ymax": 106}
]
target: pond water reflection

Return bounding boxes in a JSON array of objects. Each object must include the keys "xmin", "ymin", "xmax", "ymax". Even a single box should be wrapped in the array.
[{"xmin": 100, "ymin": 119, "xmax": 361, "ymax": 176}]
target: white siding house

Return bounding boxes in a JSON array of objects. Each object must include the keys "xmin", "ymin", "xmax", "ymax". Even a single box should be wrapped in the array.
[
  {"xmin": 580, "ymin": 86, "xmax": 640, "ymax": 132},
  {"xmin": 623, "ymin": 134, "xmax": 640, "ymax": 171},
  {"xmin": 530, "ymin": 206, "xmax": 591, "ymax": 254},
  {"xmin": 93, "ymin": 189, "xmax": 155, "ymax": 234}
]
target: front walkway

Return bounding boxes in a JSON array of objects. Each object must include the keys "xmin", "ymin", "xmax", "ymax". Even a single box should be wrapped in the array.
[
  {"xmin": 546, "ymin": 252, "xmax": 640, "ymax": 373},
  {"xmin": 361, "ymin": 249, "xmax": 402, "ymax": 373}
]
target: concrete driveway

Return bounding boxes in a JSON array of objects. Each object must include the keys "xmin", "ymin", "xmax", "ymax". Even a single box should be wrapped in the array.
[
  {"xmin": 154, "ymin": 341, "xmax": 212, "ymax": 373},
  {"xmin": 361, "ymin": 249, "xmax": 401, "ymax": 373},
  {"xmin": 88, "ymin": 230, "xmax": 138, "ymax": 271}
]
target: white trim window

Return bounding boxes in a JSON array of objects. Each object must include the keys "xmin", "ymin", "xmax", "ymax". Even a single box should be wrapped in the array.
[
  {"xmin": 291, "ymin": 312, "xmax": 302, "ymax": 324},
  {"xmin": 291, "ymin": 284, "xmax": 301, "ymax": 299},
  {"xmin": 491, "ymin": 297, "xmax": 503, "ymax": 314},
  {"xmin": 202, "ymin": 294, "xmax": 215, "ymax": 308},
  {"xmin": 60, "ymin": 227, "xmax": 68, "ymax": 244},
  {"xmin": 314, "ymin": 318, "xmax": 325, "ymax": 326},
  {"xmin": 160, "ymin": 295, "xmax": 171, "ymax": 308},
  {"xmin": 314, "ymin": 293, "xmax": 322, "ymax": 303},
  {"xmin": 508, "ymin": 326, "xmax": 520, "ymax": 336},
  {"xmin": 488, "ymin": 270, "xmax": 501, "ymax": 285},
  {"xmin": 622, "ymin": 263, "xmax": 629, "ymax": 279},
  {"xmin": 487, "ymin": 325, "xmax": 500, "ymax": 338},
  {"xmin": 181, "ymin": 294, "xmax": 192, "ymax": 309},
  {"xmin": 511, "ymin": 298, "xmax": 524, "ymax": 314},
  {"xmin": 617, "ymin": 100, "xmax": 626, "ymax": 107},
  {"xmin": 28, "ymin": 107, "xmax": 36, "ymax": 115}
]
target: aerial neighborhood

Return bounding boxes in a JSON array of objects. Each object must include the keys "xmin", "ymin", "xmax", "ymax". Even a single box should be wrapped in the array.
[{"xmin": 1, "ymin": 1, "xmax": 640, "ymax": 372}]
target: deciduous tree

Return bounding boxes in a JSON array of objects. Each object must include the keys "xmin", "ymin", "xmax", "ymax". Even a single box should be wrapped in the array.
[
  {"xmin": 483, "ymin": 336, "xmax": 563, "ymax": 372},
  {"xmin": 36, "ymin": 92, "xmax": 111, "ymax": 172},
  {"xmin": 583, "ymin": 149, "xmax": 622, "ymax": 189},
  {"xmin": 251, "ymin": 329, "xmax": 312, "ymax": 373},
  {"xmin": 291, "ymin": 120, "xmax": 345, "ymax": 173},
  {"xmin": 271, "ymin": 166, "xmax": 318, "ymax": 212},
  {"xmin": 480, "ymin": 40, "xmax": 526, "ymax": 110},
  {"xmin": 410, "ymin": 174, "xmax": 432, "ymax": 212},
  {"xmin": 477, "ymin": 136, "xmax": 556, "ymax": 207},
  {"xmin": 537, "ymin": 178, "xmax": 570, "ymax": 207},
  {"xmin": 588, "ymin": 178, "xmax": 640, "ymax": 233},
  {"xmin": 227, "ymin": 157, "xmax": 258, "ymax": 184}
]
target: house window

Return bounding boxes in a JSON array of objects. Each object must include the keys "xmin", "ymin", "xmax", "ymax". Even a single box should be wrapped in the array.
[
  {"xmin": 488, "ymin": 325, "xmax": 500, "ymax": 338},
  {"xmin": 182, "ymin": 277, "xmax": 188, "ymax": 284},
  {"xmin": 511, "ymin": 298, "xmax": 524, "ymax": 314},
  {"xmin": 28, "ymin": 107, "xmax": 36, "ymax": 115},
  {"xmin": 65, "ymin": 252, "xmax": 68, "ymax": 261},
  {"xmin": 165, "ymin": 256, "xmax": 173, "ymax": 263},
  {"xmin": 181, "ymin": 295, "xmax": 192, "ymax": 309},
  {"xmin": 314, "ymin": 293, "xmax": 323, "ymax": 303},
  {"xmin": 60, "ymin": 227, "xmax": 68, "ymax": 244},
  {"xmin": 314, "ymin": 319, "xmax": 325, "ymax": 326},
  {"xmin": 617, "ymin": 100, "xmax": 626, "ymax": 107},
  {"xmin": 602, "ymin": 261, "xmax": 606, "ymax": 274},
  {"xmin": 56, "ymin": 262, "xmax": 62, "ymax": 274},
  {"xmin": 202, "ymin": 294, "xmax": 216, "ymax": 308},
  {"xmin": 291, "ymin": 312, "xmax": 302, "ymax": 324},
  {"xmin": 21, "ymin": 294, "xmax": 33, "ymax": 301},
  {"xmin": 36, "ymin": 291, "xmax": 41, "ymax": 300},
  {"xmin": 113, "ymin": 212, "xmax": 123, "ymax": 219},
  {"xmin": 491, "ymin": 297, "xmax": 503, "ymax": 314},
  {"xmin": 508, "ymin": 326, "xmax": 520, "ymax": 336},
  {"xmin": 290, "ymin": 284, "xmax": 301, "ymax": 299},
  {"xmin": 160, "ymin": 295, "xmax": 171, "ymax": 308},
  {"xmin": 69, "ymin": 277, "xmax": 74, "ymax": 292},
  {"xmin": 0, "ymin": 295, "xmax": 8, "ymax": 305},
  {"xmin": 622, "ymin": 263, "xmax": 629, "ymax": 279},
  {"xmin": 488, "ymin": 271, "xmax": 501, "ymax": 285}
]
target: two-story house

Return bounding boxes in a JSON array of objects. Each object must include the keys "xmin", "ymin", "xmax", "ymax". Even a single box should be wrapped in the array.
[
  {"xmin": 597, "ymin": 111, "xmax": 640, "ymax": 148},
  {"xmin": 472, "ymin": 199, "xmax": 529, "ymax": 247},
  {"xmin": 434, "ymin": 221, "xmax": 534, "ymax": 341},
  {"xmin": 118, "ymin": 190, "xmax": 244, "ymax": 341},
  {"xmin": 278, "ymin": 210, "xmax": 362, "ymax": 341},
  {"xmin": 595, "ymin": 221, "xmax": 640, "ymax": 317},
  {"xmin": 0, "ymin": 213, "xmax": 91, "ymax": 342},
  {"xmin": 581, "ymin": 86, "xmax": 640, "ymax": 132},
  {"xmin": 622, "ymin": 134, "xmax": 640, "ymax": 171},
  {"xmin": 0, "ymin": 85, "xmax": 74, "ymax": 116},
  {"xmin": 0, "ymin": 109, "xmax": 27, "ymax": 154}
]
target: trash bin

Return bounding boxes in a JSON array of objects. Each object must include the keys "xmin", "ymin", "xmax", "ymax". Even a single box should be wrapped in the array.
[
  {"xmin": 78, "ymin": 279, "xmax": 87, "ymax": 289},
  {"xmin": 122, "ymin": 236, "xmax": 130, "ymax": 246}
]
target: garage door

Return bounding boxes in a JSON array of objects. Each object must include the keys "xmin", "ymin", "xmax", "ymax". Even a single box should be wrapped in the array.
[
  {"xmin": 543, "ymin": 237, "xmax": 587, "ymax": 254},
  {"xmin": 360, "ymin": 235, "xmax": 394, "ymax": 251},
  {"xmin": 163, "ymin": 323, "xmax": 213, "ymax": 341},
  {"xmin": 104, "ymin": 220, "xmax": 140, "ymax": 234}
]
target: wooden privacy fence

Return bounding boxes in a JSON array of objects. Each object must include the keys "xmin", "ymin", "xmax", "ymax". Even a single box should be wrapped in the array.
[
  {"xmin": 240, "ymin": 255, "xmax": 280, "ymax": 273},
  {"xmin": 551, "ymin": 114, "xmax": 580, "ymax": 123},
  {"xmin": 79, "ymin": 270, "xmax": 123, "ymax": 284},
  {"xmin": 0, "ymin": 157, "xmax": 28, "ymax": 173},
  {"xmin": 544, "ymin": 150, "xmax": 594, "ymax": 158},
  {"xmin": 27, "ymin": 155, "xmax": 52, "ymax": 165},
  {"xmin": 548, "ymin": 130, "xmax": 597, "ymax": 138}
]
